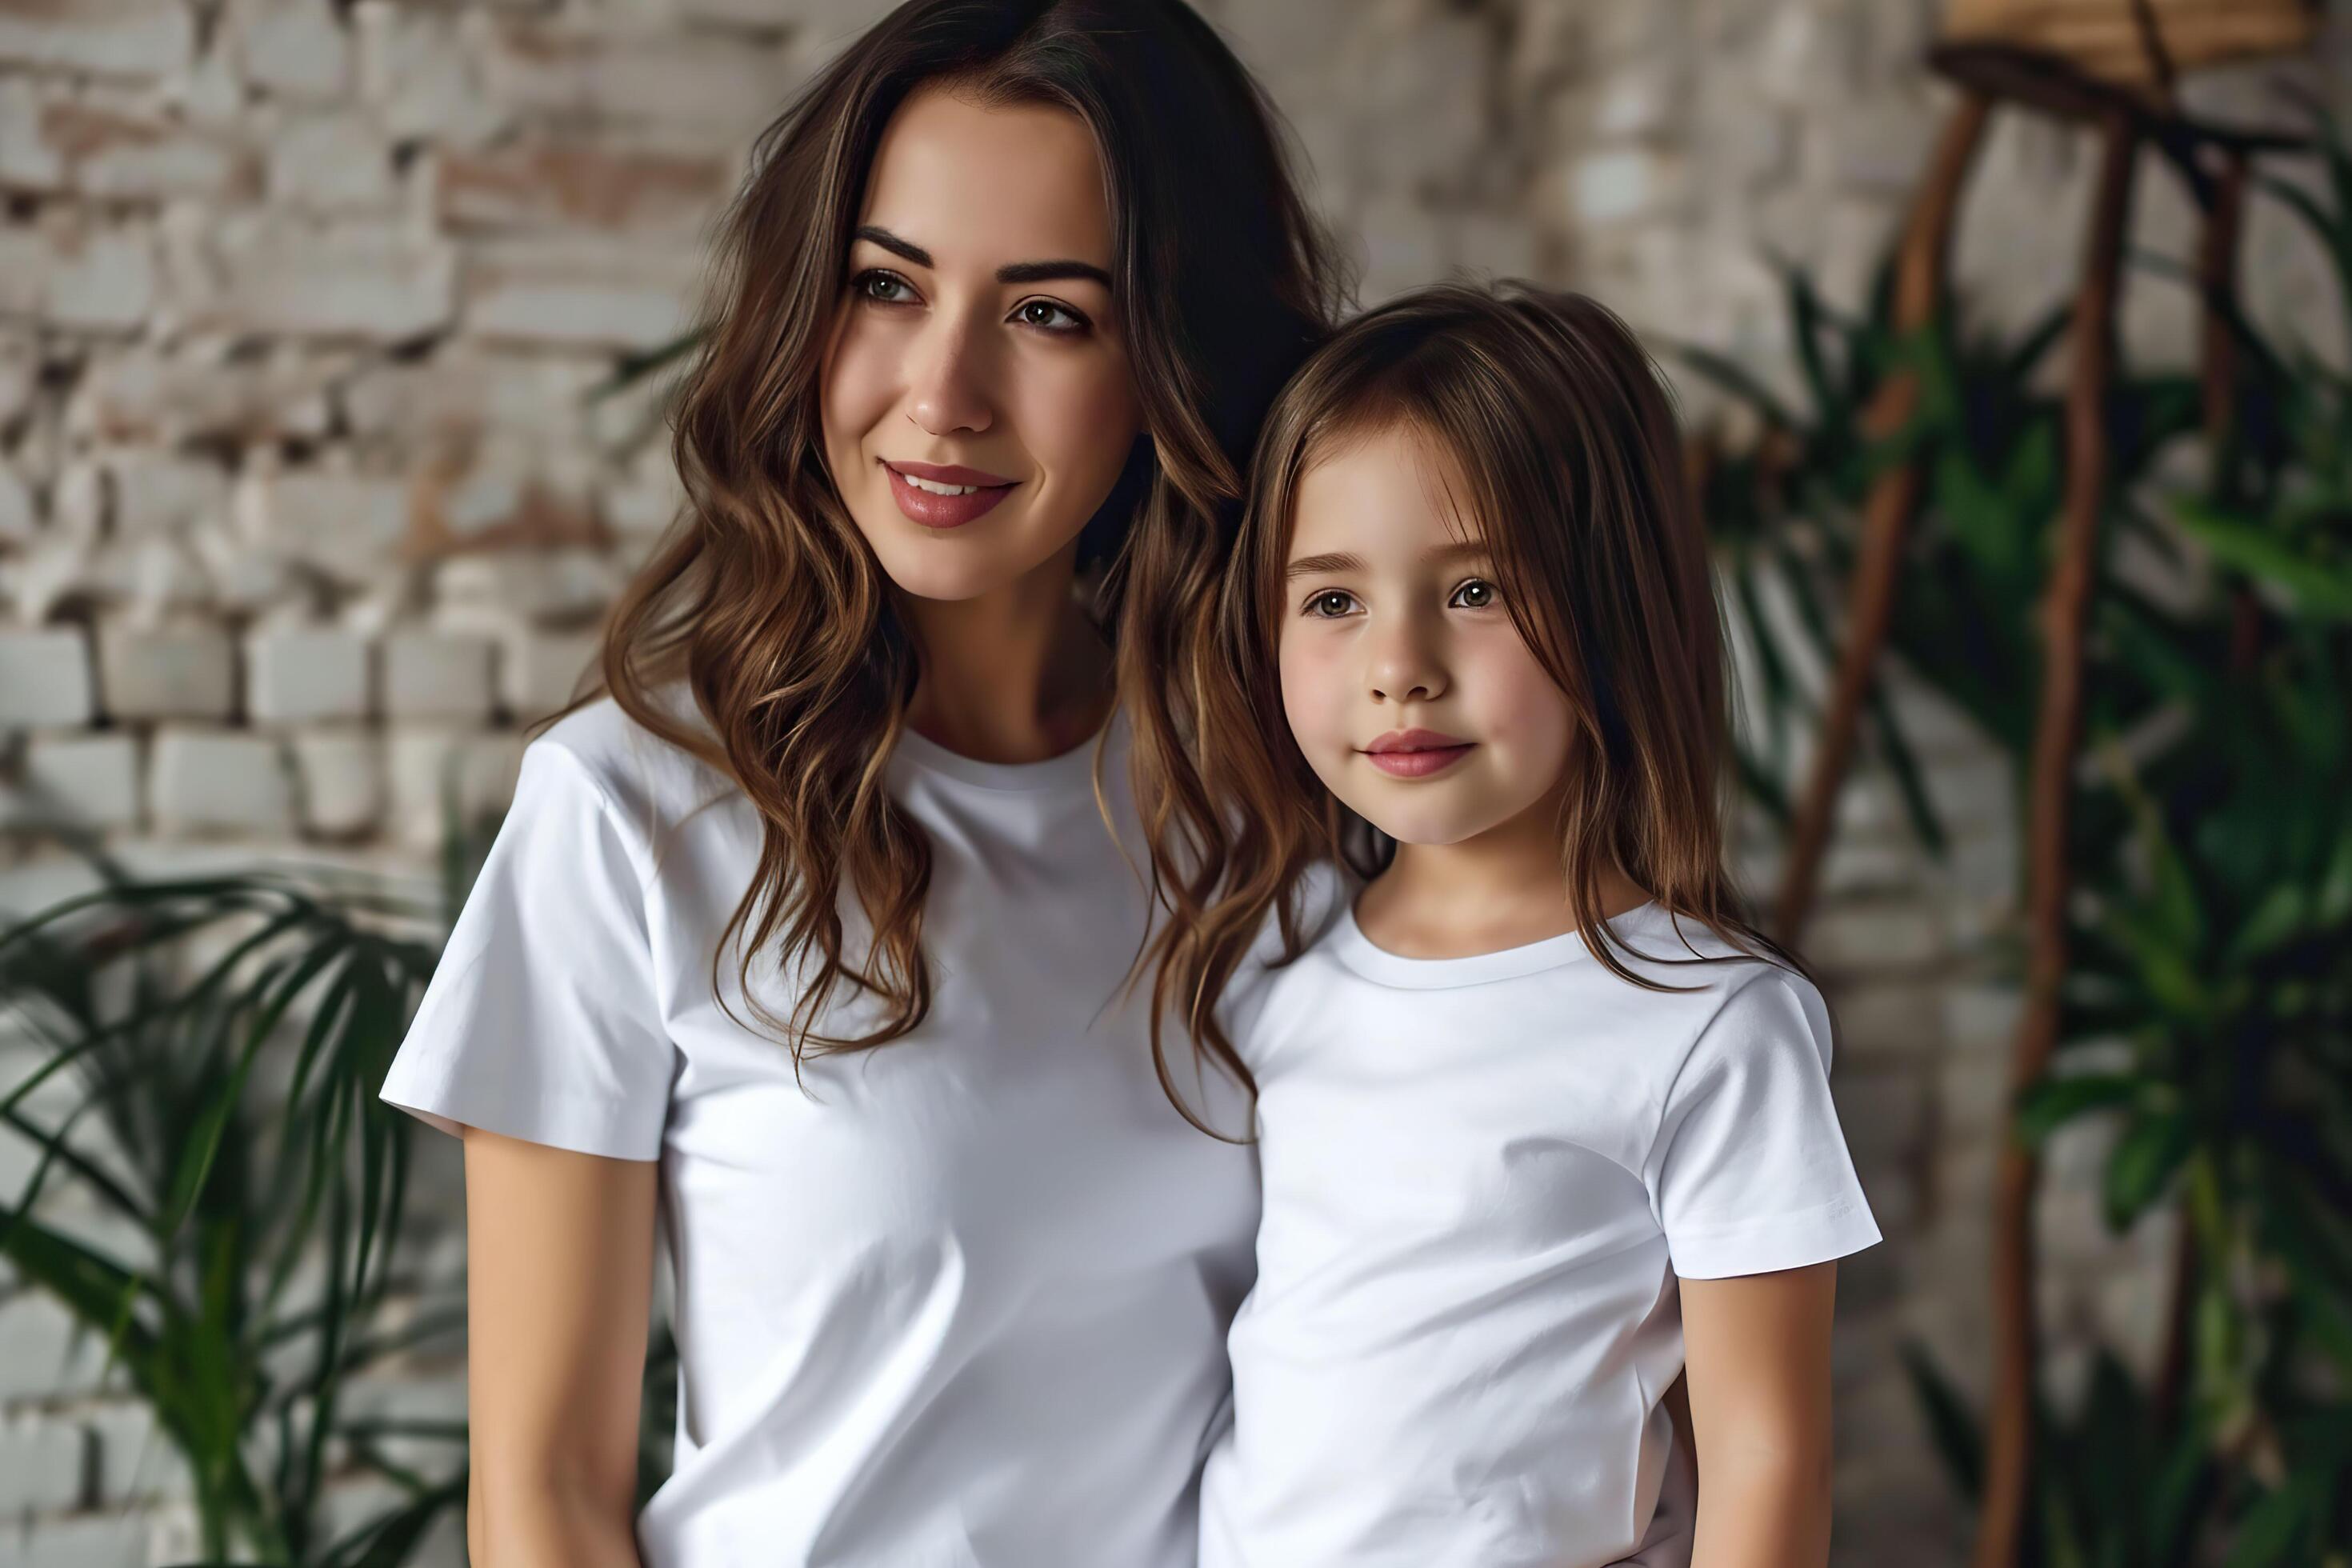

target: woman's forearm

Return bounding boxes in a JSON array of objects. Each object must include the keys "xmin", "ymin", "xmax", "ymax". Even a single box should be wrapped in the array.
[
  {"xmin": 472, "ymin": 1474, "xmax": 644, "ymax": 1568},
  {"xmin": 1688, "ymin": 1446, "xmax": 1833, "ymax": 1568}
]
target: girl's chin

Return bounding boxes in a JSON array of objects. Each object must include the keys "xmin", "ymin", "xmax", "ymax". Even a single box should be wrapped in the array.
[
  {"xmin": 1339, "ymin": 791, "xmax": 1526, "ymax": 850},
  {"xmin": 1335, "ymin": 804, "xmax": 1475, "ymax": 848},
  {"xmin": 1378, "ymin": 826, "xmax": 1486, "ymax": 849}
]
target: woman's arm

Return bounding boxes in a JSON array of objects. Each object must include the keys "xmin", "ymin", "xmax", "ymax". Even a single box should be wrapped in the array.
[
  {"xmin": 462, "ymin": 1125, "xmax": 659, "ymax": 1567},
  {"xmin": 1678, "ymin": 1260, "xmax": 1840, "ymax": 1568}
]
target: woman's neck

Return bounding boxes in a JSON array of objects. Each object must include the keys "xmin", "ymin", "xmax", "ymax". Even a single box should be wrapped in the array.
[{"xmin": 899, "ymin": 545, "xmax": 1115, "ymax": 765}]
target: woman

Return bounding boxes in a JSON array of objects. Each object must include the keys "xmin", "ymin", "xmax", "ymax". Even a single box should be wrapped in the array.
[{"xmin": 375, "ymin": 3, "xmax": 1346, "ymax": 1563}]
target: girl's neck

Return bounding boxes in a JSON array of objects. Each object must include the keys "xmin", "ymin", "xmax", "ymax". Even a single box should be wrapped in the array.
[
  {"xmin": 1356, "ymin": 781, "xmax": 1652, "ymax": 961},
  {"xmin": 899, "ymin": 542, "xmax": 1114, "ymax": 765}
]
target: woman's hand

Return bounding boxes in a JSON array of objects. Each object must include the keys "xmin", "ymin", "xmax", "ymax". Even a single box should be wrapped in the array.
[{"xmin": 1678, "ymin": 1260, "xmax": 1840, "ymax": 1568}]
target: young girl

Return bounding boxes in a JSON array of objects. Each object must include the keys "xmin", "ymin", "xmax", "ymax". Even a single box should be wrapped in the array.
[{"xmin": 1154, "ymin": 282, "xmax": 1882, "ymax": 1566}]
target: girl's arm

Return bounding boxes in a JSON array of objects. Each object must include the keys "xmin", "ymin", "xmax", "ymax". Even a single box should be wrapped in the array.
[
  {"xmin": 1678, "ymin": 1260, "xmax": 1840, "ymax": 1568},
  {"xmin": 463, "ymin": 1125, "xmax": 658, "ymax": 1567}
]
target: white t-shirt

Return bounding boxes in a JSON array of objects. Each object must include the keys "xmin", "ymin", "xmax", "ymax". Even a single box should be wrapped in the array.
[
  {"xmin": 378, "ymin": 694, "xmax": 1260, "ymax": 1568},
  {"xmin": 1201, "ymin": 874, "xmax": 1882, "ymax": 1568}
]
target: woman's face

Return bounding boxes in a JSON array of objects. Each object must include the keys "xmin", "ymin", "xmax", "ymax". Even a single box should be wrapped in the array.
[
  {"xmin": 1276, "ymin": 425, "xmax": 1578, "ymax": 849},
  {"xmin": 819, "ymin": 86, "xmax": 1144, "ymax": 606}
]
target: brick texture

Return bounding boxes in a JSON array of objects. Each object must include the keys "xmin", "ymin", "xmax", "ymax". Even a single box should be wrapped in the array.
[{"xmin": 0, "ymin": 3, "xmax": 2344, "ymax": 1565}]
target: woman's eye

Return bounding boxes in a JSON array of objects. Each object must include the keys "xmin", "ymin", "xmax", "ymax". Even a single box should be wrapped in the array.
[
  {"xmin": 854, "ymin": 269, "xmax": 915, "ymax": 305},
  {"xmin": 1451, "ymin": 578, "xmax": 1497, "ymax": 609},
  {"xmin": 1305, "ymin": 590, "xmax": 1356, "ymax": 618},
  {"xmin": 1014, "ymin": 298, "xmax": 1090, "ymax": 334}
]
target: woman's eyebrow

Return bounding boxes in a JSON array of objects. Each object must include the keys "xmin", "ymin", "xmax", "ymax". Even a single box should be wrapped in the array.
[
  {"xmin": 854, "ymin": 226, "xmax": 1112, "ymax": 290},
  {"xmin": 998, "ymin": 258, "xmax": 1114, "ymax": 288}
]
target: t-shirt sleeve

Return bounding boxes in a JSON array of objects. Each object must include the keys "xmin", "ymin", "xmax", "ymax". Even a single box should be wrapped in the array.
[
  {"xmin": 1644, "ymin": 966, "xmax": 1881, "ymax": 1279},
  {"xmin": 377, "ymin": 738, "xmax": 677, "ymax": 1162}
]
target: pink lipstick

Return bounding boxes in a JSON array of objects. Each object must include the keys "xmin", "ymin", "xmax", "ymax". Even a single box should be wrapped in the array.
[{"xmin": 883, "ymin": 458, "xmax": 1018, "ymax": 529}]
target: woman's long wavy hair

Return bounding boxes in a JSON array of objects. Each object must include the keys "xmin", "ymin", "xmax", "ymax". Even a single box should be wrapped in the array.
[
  {"xmin": 583, "ymin": 0, "xmax": 1348, "ymax": 1072},
  {"xmin": 1149, "ymin": 281, "xmax": 1818, "ymax": 1114}
]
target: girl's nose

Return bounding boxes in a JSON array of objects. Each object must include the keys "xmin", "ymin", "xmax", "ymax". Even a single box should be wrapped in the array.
[{"xmin": 1367, "ymin": 617, "xmax": 1447, "ymax": 705}]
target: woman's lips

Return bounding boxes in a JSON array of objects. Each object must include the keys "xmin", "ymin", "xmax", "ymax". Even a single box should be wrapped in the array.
[
  {"xmin": 1362, "ymin": 730, "xmax": 1476, "ymax": 778},
  {"xmin": 883, "ymin": 459, "xmax": 1018, "ymax": 529}
]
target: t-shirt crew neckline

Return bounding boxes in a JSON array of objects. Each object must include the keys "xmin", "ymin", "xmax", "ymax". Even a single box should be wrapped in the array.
[
  {"xmin": 1330, "ymin": 890, "xmax": 1673, "ymax": 989},
  {"xmin": 890, "ymin": 705, "xmax": 1123, "ymax": 793}
]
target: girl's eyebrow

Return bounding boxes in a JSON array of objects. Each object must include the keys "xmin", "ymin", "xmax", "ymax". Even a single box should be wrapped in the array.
[
  {"xmin": 854, "ymin": 225, "xmax": 1114, "ymax": 290},
  {"xmin": 1284, "ymin": 540, "xmax": 1490, "ymax": 580},
  {"xmin": 1285, "ymin": 550, "xmax": 1361, "ymax": 580}
]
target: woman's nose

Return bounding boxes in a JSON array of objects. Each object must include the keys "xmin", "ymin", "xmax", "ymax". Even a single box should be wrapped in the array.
[{"xmin": 906, "ymin": 314, "xmax": 995, "ymax": 438}]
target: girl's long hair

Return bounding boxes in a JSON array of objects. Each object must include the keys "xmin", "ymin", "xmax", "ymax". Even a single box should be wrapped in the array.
[
  {"xmin": 580, "ymin": 0, "xmax": 1349, "ymax": 1069},
  {"xmin": 1149, "ymin": 280, "xmax": 1816, "ymax": 1113}
]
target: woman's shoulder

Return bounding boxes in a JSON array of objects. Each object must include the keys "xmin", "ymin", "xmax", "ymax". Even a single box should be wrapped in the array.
[{"xmin": 525, "ymin": 684, "xmax": 741, "ymax": 852}]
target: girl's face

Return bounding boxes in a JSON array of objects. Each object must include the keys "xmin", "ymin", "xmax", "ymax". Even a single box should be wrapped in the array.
[
  {"xmin": 1277, "ymin": 426, "xmax": 1578, "ymax": 848},
  {"xmin": 819, "ymin": 86, "xmax": 1144, "ymax": 605}
]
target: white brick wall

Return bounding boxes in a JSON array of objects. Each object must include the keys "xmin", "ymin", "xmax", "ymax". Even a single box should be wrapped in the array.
[
  {"xmin": 0, "ymin": 467, "xmax": 37, "ymax": 549},
  {"xmin": 290, "ymin": 728, "xmax": 382, "ymax": 838},
  {"xmin": 502, "ymin": 628, "xmax": 599, "ymax": 720},
  {"xmin": 0, "ymin": 1294, "xmax": 125, "ymax": 1402},
  {"xmin": 0, "ymin": 2, "xmax": 2342, "ymax": 1563},
  {"xmin": 94, "ymin": 625, "xmax": 234, "ymax": 721},
  {"xmin": 0, "ymin": 630, "xmax": 97, "ymax": 727},
  {"xmin": 0, "ymin": 0, "xmax": 194, "ymax": 79},
  {"xmin": 235, "ymin": 0, "xmax": 353, "ymax": 102},
  {"xmin": 0, "ymin": 1411, "xmax": 87, "ymax": 1515},
  {"xmin": 82, "ymin": 1403, "xmax": 190, "ymax": 1508},
  {"xmin": 0, "ymin": 734, "xmax": 141, "ymax": 830},
  {"xmin": 251, "ymin": 469, "xmax": 412, "ymax": 590},
  {"xmin": 382, "ymin": 631, "xmax": 495, "ymax": 722},
  {"xmin": 246, "ymin": 627, "xmax": 373, "ymax": 723},
  {"xmin": 148, "ymin": 728, "xmax": 293, "ymax": 834},
  {"xmin": 387, "ymin": 726, "xmax": 521, "ymax": 848},
  {"xmin": 0, "ymin": 1508, "xmax": 157, "ymax": 1568}
]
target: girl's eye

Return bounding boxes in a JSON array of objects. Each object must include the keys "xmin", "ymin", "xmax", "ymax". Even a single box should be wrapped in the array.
[
  {"xmin": 1304, "ymin": 589, "xmax": 1357, "ymax": 618},
  {"xmin": 853, "ymin": 269, "xmax": 916, "ymax": 305},
  {"xmin": 1451, "ymin": 578, "xmax": 1498, "ymax": 609},
  {"xmin": 1014, "ymin": 298, "xmax": 1090, "ymax": 334}
]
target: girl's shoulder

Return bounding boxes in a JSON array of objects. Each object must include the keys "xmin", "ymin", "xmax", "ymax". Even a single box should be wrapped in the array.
[
  {"xmin": 1282, "ymin": 856, "xmax": 1358, "ymax": 961},
  {"xmin": 1218, "ymin": 856, "xmax": 1356, "ymax": 1043},
  {"xmin": 1574, "ymin": 904, "xmax": 1838, "ymax": 1088},
  {"xmin": 1606, "ymin": 904, "xmax": 1815, "ymax": 992}
]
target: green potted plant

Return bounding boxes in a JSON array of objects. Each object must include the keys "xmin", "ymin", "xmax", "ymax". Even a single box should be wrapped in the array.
[
  {"xmin": 1687, "ymin": 98, "xmax": 2352, "ymax": 1566},
  {"xmin": 1, "ymin": 791, "xmax": 681, "ymax": 1565}
]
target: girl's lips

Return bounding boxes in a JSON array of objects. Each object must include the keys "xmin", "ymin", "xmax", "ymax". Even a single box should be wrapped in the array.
[
  {"xmin": 1363, "ymin": 742, "xmax": 1475, "ymax": 778},
  {"xmin": 883, "ymin": 461, "xmax": 1018, "ymax": 529}
]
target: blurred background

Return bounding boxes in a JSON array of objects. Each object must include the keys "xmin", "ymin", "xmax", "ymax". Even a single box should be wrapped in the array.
[{"xmin": 1, "ymin": 1, "xmax": 2348, "ymax": 1563}]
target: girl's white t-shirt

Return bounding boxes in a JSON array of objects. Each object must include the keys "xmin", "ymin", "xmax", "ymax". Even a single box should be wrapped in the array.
[
  {"xmin": 1201, "ymin": 875, "xmax": 1882, "ymax": 1568},
  {"xmin": 378, "ymin": 694, "xmax": 1261, "ymax": 1568}
]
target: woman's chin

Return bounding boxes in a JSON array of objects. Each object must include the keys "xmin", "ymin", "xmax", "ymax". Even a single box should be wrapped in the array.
[
  {"xmin": 869, "ymin": 542, "xmax": 1050, "ymax": 606},
  {"xmin": 857, "ymin": 512, "xmax": 1090, "ymax": 606}
]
